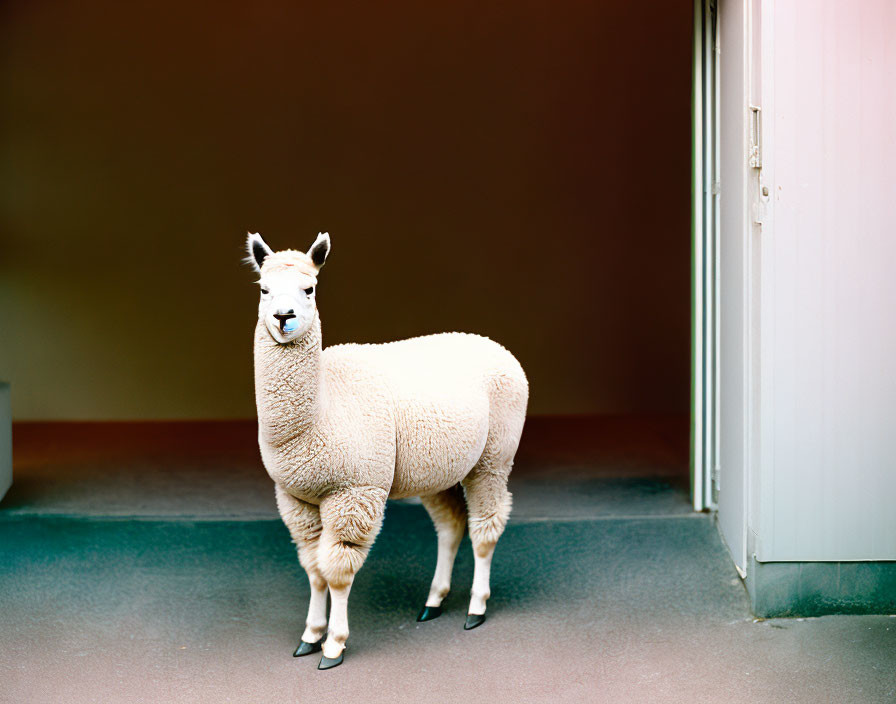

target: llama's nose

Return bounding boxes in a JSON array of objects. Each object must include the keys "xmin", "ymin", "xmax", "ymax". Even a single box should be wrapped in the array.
[{"xmin": 273, "ymin": 309, "xmax": 296, "ymax": 331}]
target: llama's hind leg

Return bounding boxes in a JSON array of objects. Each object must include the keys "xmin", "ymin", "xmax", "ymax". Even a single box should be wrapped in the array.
[
  {"xmin": 461, "ymin": 465, "xmax": 513, "ymax": 629},
  {"xmin": 274, "ymin": 485, "xmax": 327, "ymax": 655},
  {"xmin": 417, "ymin": 484, "xmax": 467, "ymax": 621},
  {"xmin": 316, "ymin": 486, "xmax": 388, "ymax": 669}
]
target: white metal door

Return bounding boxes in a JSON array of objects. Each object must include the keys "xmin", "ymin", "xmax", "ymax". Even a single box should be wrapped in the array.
[
  {"xmin": 702, "ymin": 0, "xmax": 896, "ymax": 572},
  {"xmin": 754, "ymin": 0, "xmax": 896, "ymax": 562}
]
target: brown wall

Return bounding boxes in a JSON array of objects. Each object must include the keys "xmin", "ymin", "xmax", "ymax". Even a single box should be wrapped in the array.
[{"xmin": 0, "ymin": 0, "xmax": 694, "ymax": 420}]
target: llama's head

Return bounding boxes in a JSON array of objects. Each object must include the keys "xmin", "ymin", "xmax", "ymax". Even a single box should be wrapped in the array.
[{"xmin": 246, "ymin": 232, "xmax": 330, "ymax": 344}]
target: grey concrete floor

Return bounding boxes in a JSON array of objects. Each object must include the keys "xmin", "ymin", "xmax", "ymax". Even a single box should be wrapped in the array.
[{"xmin": 1, "ymin": 419, "xmax": 894, "ymax": 703}]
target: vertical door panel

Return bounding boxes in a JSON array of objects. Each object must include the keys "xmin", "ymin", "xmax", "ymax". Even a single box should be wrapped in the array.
[
  {"xmin": 759, "ymin": 0, "xmax": 896, "ymax": 561},
  {"xmin": 717, "ymin": 0, "xmax": 753, "ymax": 572}
]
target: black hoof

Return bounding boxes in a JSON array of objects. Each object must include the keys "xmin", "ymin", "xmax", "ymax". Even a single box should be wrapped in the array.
[
  {"xmin": 318, "ymin": 652, "xmax": 344, "ymax": 670},
  {"xmin": 417, "ymin": 605, "xmax": 442, "ymax": 622},
  {"xmin": 464, "ymin": 613, "xmax": 486, "ymax": 630},
  {"xmin": 293, "ymin": 638, "xmax": 323, "ymax": 657}
]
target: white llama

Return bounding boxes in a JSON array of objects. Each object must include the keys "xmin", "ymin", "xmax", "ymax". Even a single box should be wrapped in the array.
[{"xmin": 247, "ymin": 232, "xmax": 528, "ymax": 669}]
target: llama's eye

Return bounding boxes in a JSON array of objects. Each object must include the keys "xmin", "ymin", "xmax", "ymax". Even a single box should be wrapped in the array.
[
  {"xmin": 304, "ymin": 287, "xmax": 315, "ymax": 296},
  {"xmin": 260, "ymin": 287, "xmax": 269, "ymax": 295}
]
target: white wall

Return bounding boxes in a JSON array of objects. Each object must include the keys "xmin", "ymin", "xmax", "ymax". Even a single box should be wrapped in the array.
[{"xmin": 753, "ymin": 0, "xmax": 896, "ymax": 561}]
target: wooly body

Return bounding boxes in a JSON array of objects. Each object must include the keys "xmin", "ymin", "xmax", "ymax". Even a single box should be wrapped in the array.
[{"xmin": 247, "ymin": 232, "xmax": 528, "ymax": 670}]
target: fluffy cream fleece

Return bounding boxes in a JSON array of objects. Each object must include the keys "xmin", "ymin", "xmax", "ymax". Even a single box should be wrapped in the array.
[{"xmin": 252, "ymin": 242, "xmax": 528, "ymax": 660}]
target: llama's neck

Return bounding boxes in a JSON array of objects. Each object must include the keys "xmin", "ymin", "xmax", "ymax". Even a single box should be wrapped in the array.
[{"xmin": 253, "ymin": 313, "xmax": 324, "ymax": 447}]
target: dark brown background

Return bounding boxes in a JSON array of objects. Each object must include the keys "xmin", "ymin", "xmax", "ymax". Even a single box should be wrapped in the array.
[{"xmin": 0, "ymin": 0, "xmax": 693, "ymax": 419}]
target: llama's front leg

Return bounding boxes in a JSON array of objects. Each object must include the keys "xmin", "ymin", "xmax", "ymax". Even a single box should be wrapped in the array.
[
  {"xmin": 296, "ymin": 573, "xmax": 328, "ymax": 654},
  {"xmin": 274, "ymin": 485, "xmax": 327, "ymax": 655},
  {"xmin": 317, "ymin": 486, "xmax": 387, "ymax": 669}
]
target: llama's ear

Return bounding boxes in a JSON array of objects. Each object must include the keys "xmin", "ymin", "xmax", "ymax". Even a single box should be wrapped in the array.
[
  {"xmin": 307, "ymin": 232, "xmax": 331, "ymax": 269},
  {"xmin": 246, "ymin": 232, "xmax": 273, "ymax": 272}
]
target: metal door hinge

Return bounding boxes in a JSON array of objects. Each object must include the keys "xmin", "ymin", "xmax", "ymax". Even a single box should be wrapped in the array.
[{"xmin": 749, "ymin": 105, "xmax": 762, "ymax": 169}]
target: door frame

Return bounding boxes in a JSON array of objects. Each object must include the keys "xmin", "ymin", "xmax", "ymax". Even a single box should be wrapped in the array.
[
  {"xmin": 691, "ymin": 0, "xmax": 721, "ymax": 513},
  {"xmin": 693, "ymin": 0, "xmax": 764, "ymax": 576}
]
